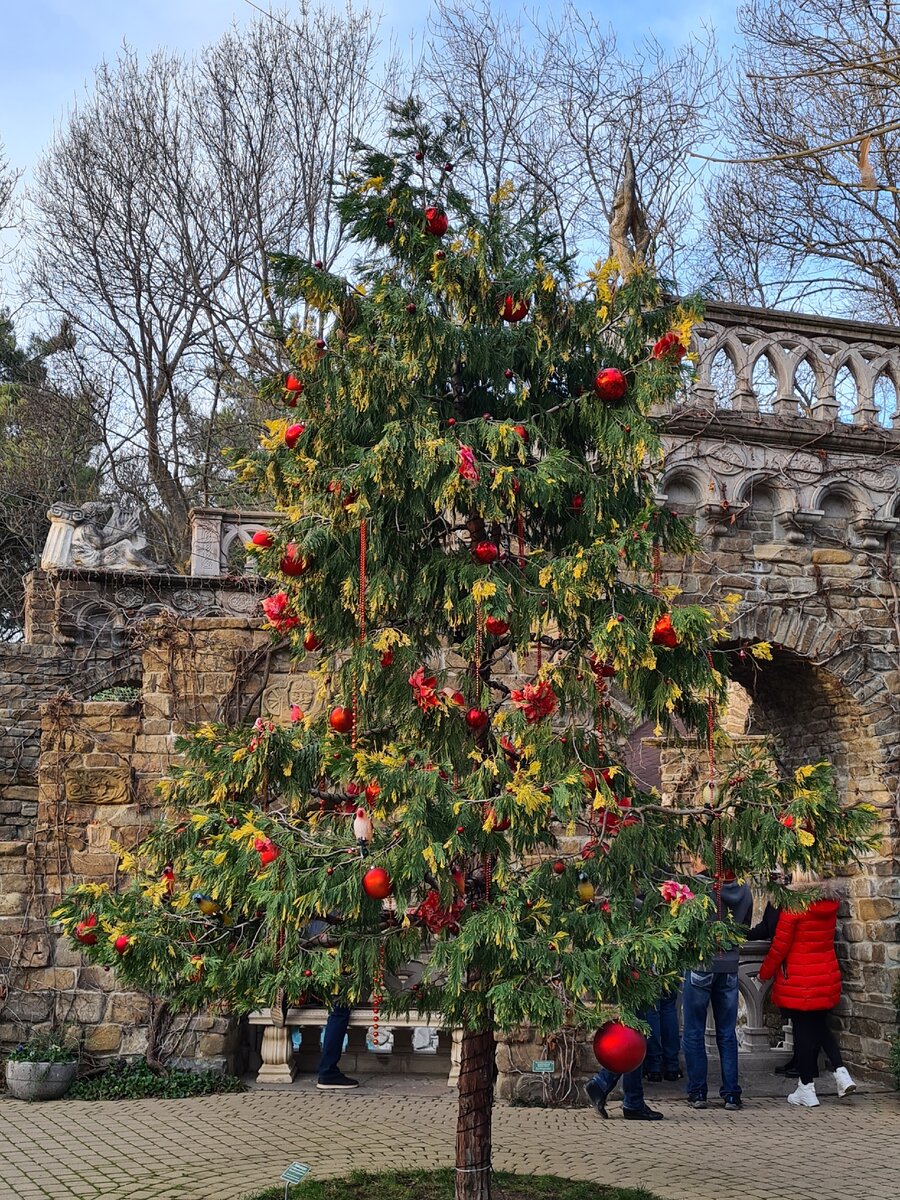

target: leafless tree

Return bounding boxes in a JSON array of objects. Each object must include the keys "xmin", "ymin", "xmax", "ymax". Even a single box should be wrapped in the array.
[
  {"xmin": 698, "ymin": 0, "xmax": 900, "ymax": 318},
  {"xmin": 419, "ymin": 1, "xmax": 722, "ymax": 274},
  {"xmin": 24, "ymin": 4, "xmax": 387, "ymax": 563}
]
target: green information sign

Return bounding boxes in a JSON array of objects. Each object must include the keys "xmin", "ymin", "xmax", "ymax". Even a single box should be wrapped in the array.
[
  {"xmin": 531, "ymin": 1059, "xmax": 555, "ymax": 1073},
  {"xmin": 281, "ymin": 1162, "xmax": 311, "ymax": 1184}
]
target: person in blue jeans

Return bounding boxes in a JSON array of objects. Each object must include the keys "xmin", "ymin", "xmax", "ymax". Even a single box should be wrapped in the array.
[
  {"xmin": 316, "ymin": 1005, "xmax": 358, "ymax": 1089},
  {"xmin": 584, "ymin": 1011, "xmax": 664, "ymax": 1121},
  {"xmin": 644, "ymin": 988, "xmax": 682, "ymax": 1082},
  {"xmin": 682, "ymin": 867, "xmax": 752, "ymax": 1111}
]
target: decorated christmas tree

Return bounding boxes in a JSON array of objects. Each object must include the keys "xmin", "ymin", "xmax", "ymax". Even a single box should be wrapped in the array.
[{"xmin": 55, "ymin": 102, "xmax": 878, "ymax": 1200}]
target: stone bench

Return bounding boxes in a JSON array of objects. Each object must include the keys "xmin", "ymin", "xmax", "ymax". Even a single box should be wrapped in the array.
[{"xmin": 247, "ymin": 1006, "xmax": 459, "ymax": 1086}]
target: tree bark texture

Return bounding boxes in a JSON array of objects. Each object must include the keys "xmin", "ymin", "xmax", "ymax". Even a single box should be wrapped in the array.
[{"xmin": 455, "ymin": 1027, "xmax": 496, "ymax": 1200}]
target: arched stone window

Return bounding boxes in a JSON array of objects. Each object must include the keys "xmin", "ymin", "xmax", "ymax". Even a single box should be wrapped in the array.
[
  {"xmin": 740, "ymin": 482, "xmax": 779, "ymax": 540},
  {"xmin": 663, "ymin": 473, "xmax": 703, "ymax": 525},
  {"xmin": 818, "ymin": 489, "xmax": 855, "ymax": 542}
]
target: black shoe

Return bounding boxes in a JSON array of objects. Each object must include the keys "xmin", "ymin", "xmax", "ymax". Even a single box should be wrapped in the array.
[
  {"xmin": 316, "ymin": 1072, "xmax": 359, "ymax": 1090},
  {"xmin": 584, "ymin": 1080, "xmax": 609, "ymax": 1118},
  {"xmin": 623, "ymin": 1103, "xmax": 664, "ymax": 1121},
  {"xmin": 643, "ymin": 1070, "xmax": 663, "ymax": 1082},
  {"xmin": 774, "ymin": 1061, "xmax": 799, "ymax": 1078},
  {"xmin": 664, "ymin": 1069, "xmax": 684, "ymax": 1082},
  {"xmin": 688, "ymin": 1094, "xmax": 708, "ymax": 1109},
  {"xmin": 723, "ymin": 1094, "xmax": 742, "ymax": 1111}
]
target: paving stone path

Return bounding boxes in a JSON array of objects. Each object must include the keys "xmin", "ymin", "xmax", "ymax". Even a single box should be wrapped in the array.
[{"xmin": 0, "ymin": 1076, "xmax": 897, "ymax": 1200}]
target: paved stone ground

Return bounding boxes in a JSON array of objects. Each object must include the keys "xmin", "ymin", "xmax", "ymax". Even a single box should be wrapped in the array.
[{"xmin": 0, "ymin": 1074, "xmax": 897, "ymax": 1200}]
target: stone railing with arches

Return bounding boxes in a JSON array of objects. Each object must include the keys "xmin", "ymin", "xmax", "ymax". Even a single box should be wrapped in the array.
[{"xmin": 685, "ymin": 301, "xmax": 900, "ymax": 428}]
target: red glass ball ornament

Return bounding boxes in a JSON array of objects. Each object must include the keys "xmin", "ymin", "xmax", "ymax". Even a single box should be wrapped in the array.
[
  {"xmin": 594, "ymin": 367, "xmax": 628, "ymax": 401},
  {"xmin": 114, "ymin": 934, "xmax": 129, "ymax": 954},
  {"xmin": 435, "ymin": 249, "xmax": 446, "ymax": 260},
  {"xmin": 251, "ymin": 529, "xmax": 275, "ymax": 548},
  {"xmin": 513, "ymin": 424, "xmax": 528, "ymax": 440},
  {"xmin": 314, "ymin": 259, "xmax": 324, "ymax": 269},
  {"xmin": 284, "ymin": 373, "xmax": 304, "ymax": 396},
  {"xmin": 485, "ymin": 616, "xmax": 509, "ymax": 636},
  {"xmin": 329, "ymin": 706, "xmax": 354, "ymax": 734},
  {"xmin": 280, "ymin": 544, "xmax": 307, "ymax": 576},
  {"xmin": 504, "ymin": 368, "xmax": 514, "ymax": 380},
  {"xmin": 284, "ymin": 423, "xmax": 305, "ymax": 448},
  {"xmin": 592, "ymin": 1021, "xmax": 647, "ymax": 1074},
  {"xmin": 363, "ymin": 867, "xmax": 392, "ymax": 900},
  {"xmin": 424, "ymin": 207, "xmax": 449, "ymax": 236},
  {"xmin": 326, "ymin": 867, "xmax": 334, "ymax": 876},
  {"xmin": 443, "ymin": 162, "xmax": 453, "ymax": 172},
  {"xmin": 552, "ymin": 860, "xmax": 566, "ymax": 875},
  {"xmin": 304, "ymin": 969, "xmax": 313, "ymax": 978},
  {"xmin": 570, "ymin": 495, "xmax": 583, "ymax": 512},
  {"xmin": 380, "ymin": 648, "xmax": 394, "ymax": 667},
  {"xmin": 406, "ymin": 302, "xmax": 417, "ymax": 314},
  {"xmin": 465, "ymin": 707, "xmax": 489, "ymax": 732},
  {"xmin": 303, "ymin": 632, "xmax": 321, "ymax": 652},
  {"xmin": 386, "ymin": 217, "xmax": 395, "ymax": 228},
  {"xmin": 473, "ymin": 541, "xmax": 499, "ymax": 564},
  {"xmin": 315, "ymin": 338, "xmax": 326, "ymax": 350},
  {"xmin": 500, "ymin": 294, "xmax": 529, "ymax": 322},
  {"xmin": 74, "ymin": 914, "xmax": 98, "ymax": 946},
  {"xmin": 415, "ymin": 150, "xmax": 424, "ymax": 161}
]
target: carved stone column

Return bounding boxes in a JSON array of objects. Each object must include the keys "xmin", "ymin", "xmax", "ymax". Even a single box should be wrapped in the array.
[{"xmin": 256, "ymin": 1024, "xmax": 298, "ymax": 1084}]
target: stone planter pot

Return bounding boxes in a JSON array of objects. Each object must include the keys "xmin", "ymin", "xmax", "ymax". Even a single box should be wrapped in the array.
[{"xmin": 5, "ymin": 1060, "xmax": 77, "ymax": 1101}]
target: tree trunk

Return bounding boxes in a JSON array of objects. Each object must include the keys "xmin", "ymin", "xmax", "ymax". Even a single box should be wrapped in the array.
[{"xmin": 455, "ymin": 1027, "xmax": 495, "ymax": 1200}]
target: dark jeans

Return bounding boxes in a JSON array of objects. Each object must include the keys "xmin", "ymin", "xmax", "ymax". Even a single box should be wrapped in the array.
[
  {"xmin": 318, "ymin": 1005, "xmax": 351, "ymax": 1080},
  {"xmin": 588, "ymin": 1064, "xmax": 645, "ymax": 1111},
  {"xmin": 645, "ymin": 988, "xmax": 680, "ymax": 1073},
  {"xmin": 784, "ymin": 1008, "xmax": 843, "ymax": 1085},
  {"xmin": 682, "ymin": 969, "xmax": 740, "ymax": 1099}
]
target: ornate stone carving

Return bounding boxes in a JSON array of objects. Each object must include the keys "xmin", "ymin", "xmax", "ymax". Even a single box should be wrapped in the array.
[
  {"xmin": 64, "ymin": 767, "xmax": 132, "ymax": 806},
  {"xmin": 43, "ymin": 503, "xmax": 167, "ymax": 573}
]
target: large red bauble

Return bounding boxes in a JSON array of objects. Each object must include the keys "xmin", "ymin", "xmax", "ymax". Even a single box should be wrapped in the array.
[
  {"xmin": 465, "ymin": 707, "xmax": 489, "ymax": 732},
  {"xmin": 284, "ymin": 423, "xmax": 305, "ymax": 448},
  {"xmin": 75, "ymin": 914, "xmax": 98, "ymax": 946},
  {"xmin": 303, "ymin": 632, "xmax": 321, "ymax": 652},
  {"xmin": 252, "ymin": 530, "xmax": 275, "ymax": 548},
  {"xmin": 592, "ymin": 1021, "xmax": 647, "ymax": 1074},
  {"xmin": 284, "ymin": 373, "xmax": 304, "ymax": 403},
  {"xmin": 485, "ymin": 616, "xmax": 509, "ymax": 636},
  {"xmin": 651, "ymin": 613, "xmax": 679, "ymax": 648},
  {"xmin": 362, "ymin": 867, "xmax": 392, "ymax": 899},
  {"xmin": 280, "ymin": 544, "xmax": 307, "ymax": 576},
  {"xmin": 473, "ymin": 541, "xmax": 499, "ymax": 564},
  {"xmin": 114, "ymin": 934, "xmax": 129, "ymax": 954},
  {"xmin": 259, "ymin": 845, "xmax": 280, "ymax": 867},
  {"xmin": 329, "ymin": 706, "xmax": 354, "ymax": 734},
  {"xmin": 500, "ymin": 294, "xmax": 529, "ymax": 322},
  {"xmin": 594, "ymin": 368, "xmax": 628, "ymax": 401},
  {"xmin": 425, "ymin": 207, "xmax": 449, "ymax": 236}
]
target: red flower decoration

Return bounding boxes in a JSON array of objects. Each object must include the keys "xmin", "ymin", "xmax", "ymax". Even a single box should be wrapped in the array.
[
  {"xmin": 458, "ymin": 445, "xmax": 480, "ymax": 484},
  {"xmin": 511, "ymin": 678, "xmax": 558, "ymax": 723},
  {"xmin": 414, "ymin": 889, "xmax": 464, "ymax": 934},
  {"xmin": 409, "ymin": 666, "xmax": 440, "ymax": 711},
  {"xmin": 652, "ymin": 331, "xmax": 686, "ymax": 361},
  {"xmin": 262, "ymin": 592, "xmax": 299, "ymax": 632},
  {"xmin": 651, "ymin": 613, "xmax": 679, "ymax": 648}
]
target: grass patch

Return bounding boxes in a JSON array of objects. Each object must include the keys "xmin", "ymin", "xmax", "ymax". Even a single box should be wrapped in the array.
[
  {"xmin": 241, "ymin": 1168, "xmax": 662, "ymax": 1200},
  {"xmin": 69, "ymin": 1060, "xmax": 247, "ymax": 1101}
]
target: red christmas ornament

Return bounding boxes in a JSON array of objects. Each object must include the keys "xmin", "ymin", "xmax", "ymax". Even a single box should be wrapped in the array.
[
  {"xmin": 552, "ymin": 860, "xmax": 566, "ymax": 875},
  {"xmin": 303, "ymin": 631, "xmax": 321, "ymax": 652},
  {"xmin": 284, "ymin": 423, "xmax": 306, "ymax": 448},
  {"xmin": 380, "ymin": 648, "xmax": 394, "ymax": 667},
  {"xmin": 513, "ymin": 424, "xmax": 528, "ymax": 441},
  {"xmin": 365, "ymin": 781, "xmax": 381, "ymax": 804},
  {"xmin": 114, "ymin": 934, "xmax": 130, "ymax": 954},
  {"xmin": 780, "ymin": 814, "xmax": 795, "ymax": 829},
  {"xmin": 594, "ymin": 367, "xmax": 628, "ymax": 401},
  {"xmin": 651, "ymin": 613, "xmax": 679, "ymax": 649},
  {"xmin": 314, "ymin": 259, "xmax": 324, "ymax": 269},
  {"xmin": 251, "ymin": 530, "xmax": 275, "ymax": 549},
  {"xmin": 485, "ymin": 805, "xmax": 510, "ymax": 831},
  {"xmin": 75, "ymin": 914, "xmax": 98, "ymax": 946},
  {"xmin": 255, "ymin": 837, "xmax": 280, "ymax": 867},
  {"xmin": 406, "ymin": 302, "xmax": 417, "ymax": 314},
  {"xmin": 652, "ymin": 331, "xmax": 686, "ymax": 361},
  {"xmin": 485, "ymin": 616, "xmax": 509, "ymax": 636},
  {"xmin": 465, "ymin": 707, "xmax": 489, "ymax": 732},
  {"xmin": 443, "ymin": 688, "xmax": 466, "ymax": 707},
  {"xmin": 473, "ymin": 541, "xmax": 499, "ymax": 564},
  {"xmin": 592, "ymin": 1021, "xmax": 647, "ymax": 1074},
  {"xmin": 570, "ymin": 495, "xmax": 583, "ymax": 512},
  {"xmin": 284, "ymin": 373, "xmax": 304, "ymax": 400},
  {"xmin": 280, "ymin": 544, "xmax": 307, "ymax": 577},
  {"xmin": 425, "ymin": 207, "xmax": 449, "ymax": 236},
  {"xmin": 362, "ymin": 867, "xmax": 392, "ymax": 899},
  {"xmin": 500, "ymin": 294, "xmax": 529, "ymax": 322},
  {"xmin": 435, "ymin": 249, "xmax": 446, "ymax": 260},
  {"xmin": 329, "ymin": 706, "xmax": 354, "ymax": 734}
]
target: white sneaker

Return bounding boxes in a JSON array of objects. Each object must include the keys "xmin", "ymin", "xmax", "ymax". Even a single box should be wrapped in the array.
[
  {"xmin": 787, "ymin": 1081, "xmax": 820, "ymax": 1107},
  {"xmin": 833, "ymin": 1067, "xmax": 856, "ymax": 1097}
]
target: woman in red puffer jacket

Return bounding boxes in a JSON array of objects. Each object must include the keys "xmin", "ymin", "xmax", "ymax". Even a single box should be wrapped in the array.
[{"xmin": 758, "ymin": 892, "xmax": 856, "ymax": 1107}]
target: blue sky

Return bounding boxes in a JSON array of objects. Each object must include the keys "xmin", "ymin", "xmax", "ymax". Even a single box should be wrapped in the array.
[{"xmin": 0, "ymin": 1, "xmax": 740, "ymax": 176}]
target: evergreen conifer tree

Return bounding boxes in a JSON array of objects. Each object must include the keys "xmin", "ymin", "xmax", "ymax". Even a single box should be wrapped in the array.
[{"xmin": 56, "ymin": 103, "xmax": 879, "ymax": 1200}]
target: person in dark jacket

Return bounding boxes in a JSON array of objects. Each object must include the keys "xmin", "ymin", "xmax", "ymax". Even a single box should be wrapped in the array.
[
  {"xmin": 758, "ymin": 882, "xmax": 856, "ymax": 1107},
  {"xmin": 682, "ymin": 861, "xmax": 753, "ymax": 1111}
]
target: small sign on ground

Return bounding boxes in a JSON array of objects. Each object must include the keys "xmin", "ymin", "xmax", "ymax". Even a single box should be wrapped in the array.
[{"xmin": 281, "ymin": 1161, "xmax": 311, "ymax": 1183}]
